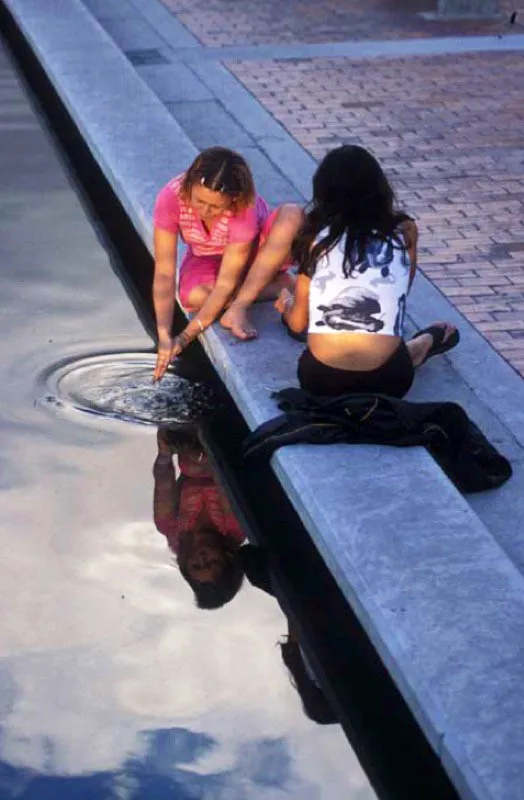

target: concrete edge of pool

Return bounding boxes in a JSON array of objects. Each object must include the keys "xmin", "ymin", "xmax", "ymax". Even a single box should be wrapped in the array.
[{"xmin": 3, "ymin": 1, "xmax": 524, "ymax": 798}]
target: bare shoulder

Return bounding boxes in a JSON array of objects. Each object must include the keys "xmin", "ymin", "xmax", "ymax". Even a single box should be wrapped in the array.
[
  {"xmin": 400, "ymin": 218, "xmax": 418, "ymax": 236},
  {"xmin": 399, "ymin": 218, "xmax": 418, "ymax": 249}
]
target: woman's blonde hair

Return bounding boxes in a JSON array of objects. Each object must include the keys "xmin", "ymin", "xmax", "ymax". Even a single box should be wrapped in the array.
[{"xmin": 181, "ymin": 146, "xmax": 256, "ymax": 211}]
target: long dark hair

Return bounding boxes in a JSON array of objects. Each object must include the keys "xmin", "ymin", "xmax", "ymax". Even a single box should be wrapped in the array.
[
  {"xmin": 181, "ymin": 146, "xmax": 255, "ymax": 211},
  {"xmin": 293, "ymin": 145, "xmax": 406, "ymax": 278},
  {"xmin": 279, "ymin": 638, "xmax": 338, "ymax": 725},
  {"xmin": 178, "ymin": 527, "xmax": 245, "ymax": 610}
]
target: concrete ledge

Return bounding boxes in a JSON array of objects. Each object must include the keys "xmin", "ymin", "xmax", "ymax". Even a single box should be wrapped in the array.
[
  {"xmin": 5, "ymin": 1, "xmax": 524, "ymax": 798},
  {"xmin": 437, "ymin": 0, "xmax": 501, "ymax": 18},
  {"xmin": 158, "ymin": 35, "xmax": 524, "ymax": 62}
]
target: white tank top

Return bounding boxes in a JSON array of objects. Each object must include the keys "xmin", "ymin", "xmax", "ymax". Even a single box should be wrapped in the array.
[{"xmin": 308, "ymin": 229, "xmax": 411, "ymax": 337}]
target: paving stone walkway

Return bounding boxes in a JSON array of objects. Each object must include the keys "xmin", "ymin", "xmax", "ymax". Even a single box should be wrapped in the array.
[{"xmin": 161, "ymin": 0, "xmax": 518, "ymax": 45}]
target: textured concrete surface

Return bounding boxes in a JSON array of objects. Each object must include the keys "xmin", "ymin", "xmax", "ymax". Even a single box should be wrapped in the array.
[
  {"xmin": 136, "ymin": 62, "xmax": 213, "ymax": 102},
  {"xmin": 6, "ymin": 0, "xmax": 524, "ymax": 797},
  {"xmin": 101, "ymin": 15, "xmax": 167, "ymax": 49}
]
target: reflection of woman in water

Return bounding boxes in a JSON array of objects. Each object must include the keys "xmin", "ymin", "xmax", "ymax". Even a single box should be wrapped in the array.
[
  {"xmin": 242, "ymin": 548, "xmax": 337, "ymax": 726},
  {"xmin": 153, "ymin": 426, "xmax": 245, "ymax": 609},
  {"xmin": 279, "ymin": 622, "xmax": 338, "ymax": 726}
]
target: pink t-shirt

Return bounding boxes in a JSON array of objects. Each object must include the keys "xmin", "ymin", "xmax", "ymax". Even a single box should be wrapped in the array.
[
  {"xmin": 155, "ymin": 452, "xmax": 245, "ymax": 552},
  {"xmin": 153, "ymin": 174, "xmax": 270, "ymax": 257}
]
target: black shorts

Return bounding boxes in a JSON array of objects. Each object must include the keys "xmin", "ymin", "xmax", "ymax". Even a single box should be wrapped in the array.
[{"xmin": 298, "ymin": 341, "xmax": 414, "ymax": 398}]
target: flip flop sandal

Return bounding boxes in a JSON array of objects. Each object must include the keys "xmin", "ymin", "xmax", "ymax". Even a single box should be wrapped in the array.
[
  {"xmin": 281, "ymin": 314, "xmax": 307, "ymax": 343},
  {"xmin": 412, "ymin": 325, "xmax": 460, "ymax": 365}
]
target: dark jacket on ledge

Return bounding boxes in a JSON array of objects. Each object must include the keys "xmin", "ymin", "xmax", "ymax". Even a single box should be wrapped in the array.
[{"xmin": 243, "ymin": 389, "xmax": 512, "ymax": 495}]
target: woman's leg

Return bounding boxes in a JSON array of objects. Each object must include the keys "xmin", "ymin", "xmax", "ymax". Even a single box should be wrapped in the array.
[
  {"xmin": 255, "ymin": 270, "xmax": 296, "ymax": 302},
  {"xmin": 405, "ymin": 321, "xmax": 458, "ymax": 367},
  {"xmin": 221, "ymin": 204, "xmax": 303, "ymax": 339}
]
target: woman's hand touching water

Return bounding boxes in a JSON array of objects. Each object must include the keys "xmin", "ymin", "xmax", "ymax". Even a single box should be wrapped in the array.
[
  {"xmin": 153, "ymin": 329, "xmax": 194, "ymax": 383},
  {"xmin": 153, "ymin": 333, "xmax": 175, "ymax": 383}
]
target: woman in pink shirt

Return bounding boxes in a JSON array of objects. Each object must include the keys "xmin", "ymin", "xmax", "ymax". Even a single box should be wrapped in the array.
[{"xmin": 153, "ymin": 147, "xmax": 301, "ymax": 381}]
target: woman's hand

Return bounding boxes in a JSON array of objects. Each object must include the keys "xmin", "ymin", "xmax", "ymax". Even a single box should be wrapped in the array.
[
  {"xmin": 276, "ymin": 274, "xmax": 310, "ymax": 334},
  {"xmin": 169, "ymin": 336, "xmax": 185, "ymax": 361},
  {"xmin": 154, "ymin": 328, "xmax": 196, "ymax": 382},
  {"xmin": 153, "ymin": 334, "xmax": 175, "ymax": 383},
  {"xmin": 274, "ymin": 287, "xmax": 293, "ymax": 316}
]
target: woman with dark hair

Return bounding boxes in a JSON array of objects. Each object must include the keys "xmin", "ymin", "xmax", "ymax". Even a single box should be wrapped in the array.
[
  {"xmin": 239, "ymin": 545, "xmax": 337, "ymax": 726},
  {"xmin": 153, "ymin": 426, "xmax": 245, "ymax": 609},
  {"xmin": 152, "ymin": 146, "xmax": 299, "ymax": 381},
  {"xmin": 275, "ymin": 145, "xmax": 459, "ymax": 397}
]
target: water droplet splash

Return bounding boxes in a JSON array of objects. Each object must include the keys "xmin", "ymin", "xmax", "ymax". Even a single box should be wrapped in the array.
[{"xmin": 37, "ymin": 352, "xmax": 216, "ymax": 426}]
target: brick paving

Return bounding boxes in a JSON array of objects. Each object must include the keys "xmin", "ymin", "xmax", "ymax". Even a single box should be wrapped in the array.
[
  {"xmin": 161, "ymin": 0, "xmax": 518, "ymax": 46},
  {"xmin": 157, "ymin": 0, "xmax": 524, "ymax": 375}
]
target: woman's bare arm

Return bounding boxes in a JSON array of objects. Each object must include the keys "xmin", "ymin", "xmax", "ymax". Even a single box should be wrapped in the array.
[
  {"xmin": 233, "ymin": 205, "xmax": 303, "ymax": 308},
  {"xmin": 153, "ymin": 228, "xmax": 178, "ymax": 338},
  {"xmin": 153, "ymin": 228, "xmax": 178, "ymax": 381},
  {"xmin": 400, "ymin": 219, "xmax": 418, "ymax": 289},
  {"xmin": 153, "ymin": 429, "xmax": 179, "ymax": 538},
  {"xmin": 195, "ymin": 240, "xmax": 252, "ymax": 328}
]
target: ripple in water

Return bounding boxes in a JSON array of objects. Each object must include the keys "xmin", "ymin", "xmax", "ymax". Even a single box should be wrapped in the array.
[{"xmin": 38, "ymin": 352, "xmax": 216, "ymax": 426}]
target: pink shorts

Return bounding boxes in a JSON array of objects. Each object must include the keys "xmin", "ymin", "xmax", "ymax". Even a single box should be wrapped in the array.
[
  {"xmin": 178, "ymin": 209, "xmax": 292, "ymax": 311},
  {"xmin": 179, "ymin": 251, "xmax": 221, "ymax": 309}
]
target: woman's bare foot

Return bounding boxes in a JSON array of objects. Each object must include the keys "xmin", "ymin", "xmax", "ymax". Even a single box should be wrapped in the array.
[
  {"xmin": 220, "ymin": 305, "xmax": 258, "ymax": 340},
  {"xmin": 221, "ymin": 275, "xmax": 295, "ymax": 340},
  {"xmin": 406, "ymin": 321, "xmax": 459, "ymax": 368}
]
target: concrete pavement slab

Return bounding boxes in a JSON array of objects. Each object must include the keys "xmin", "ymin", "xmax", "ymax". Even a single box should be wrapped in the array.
[
  {"xmin": 136, "ymin": 62, "xmax": 213, "ymax": 101},
  {"xmin": 165, "ymin": 98, "xmax": 256, "ymax": 148},
  {"xmin": 102, "ymin": 15, "xmax": 167, "ymax": 50}
]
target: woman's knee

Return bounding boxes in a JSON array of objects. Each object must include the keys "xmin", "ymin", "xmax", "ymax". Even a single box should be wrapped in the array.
[{"xmin": 185, "ymin": 284, "xmax": 212, "ymax": 311}]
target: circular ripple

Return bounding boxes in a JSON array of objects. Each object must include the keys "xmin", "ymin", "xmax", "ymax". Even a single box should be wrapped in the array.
[{"xmin": 38, "ymin": 351, "xmax": 216, "ymax": 426}]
